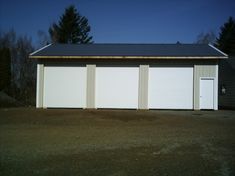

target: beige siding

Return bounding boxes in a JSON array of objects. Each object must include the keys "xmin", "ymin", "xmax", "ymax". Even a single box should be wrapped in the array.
[
  {"xmin": 194, "ymin": 65, "xmax": 217, "ymax": 110},
  {"xmin": 36, "ymin": 64, "xmax": 44, "ymax": 108},
  {"xmin": 138, "ymin": 65, "xmax": 149, "ymax": 109},
  {"xmin": 86, "ymin": 64, "xmax": 96, "ymax": 108},
  {"xmin": 37, "ymin": 59, "xmax": 220, "ymax": 110}
]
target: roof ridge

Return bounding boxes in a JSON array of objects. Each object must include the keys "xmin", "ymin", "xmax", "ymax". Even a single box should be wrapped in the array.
[{"xmin": 52, "ymin": 43, "xmax": 208, "ymax": 45}]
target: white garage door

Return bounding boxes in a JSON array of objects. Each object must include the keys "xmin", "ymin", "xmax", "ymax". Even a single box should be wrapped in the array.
[
  {"xmin": 148, "ymin": 67, "xmax": 193, "ymax": 109},
  {"xmin": 96, "ymin": 67, "xmax": 139, "ymax": 109},
  {"xmin": 43, "ymin": 66, "xmax": 86, "ymax": 108}
]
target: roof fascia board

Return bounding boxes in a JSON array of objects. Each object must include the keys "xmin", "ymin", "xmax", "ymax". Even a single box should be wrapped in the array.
[
  {"xmin": 29, "ymin": 43, "xmax": 52, "ymax": 56},
  {"xmin": 29, "ymin": 55, "xmax": 227, "ymax": 59},
  {"xmin": 208, "ymin": 44, "xmax": 228, "ymax": 57}
]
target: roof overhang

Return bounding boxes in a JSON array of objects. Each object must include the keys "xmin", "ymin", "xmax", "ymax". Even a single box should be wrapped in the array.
[{"xmin": 29, "ymin": 55, "xmax": 228, "ymax": 59}]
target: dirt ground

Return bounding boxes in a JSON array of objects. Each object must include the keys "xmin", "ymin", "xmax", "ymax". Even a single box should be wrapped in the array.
[{"xmin": 0, "ymin": 108, "xmax": 235, "ymax": 176}]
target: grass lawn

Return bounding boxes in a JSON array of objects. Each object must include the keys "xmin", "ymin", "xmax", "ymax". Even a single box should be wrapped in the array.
[{"xmin": 0, "ymin": 108, "xmax": 235, "ymax": 176}]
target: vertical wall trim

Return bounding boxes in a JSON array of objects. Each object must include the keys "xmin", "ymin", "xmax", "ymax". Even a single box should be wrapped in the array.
[
  {"xmin": 214, "ymin": 64, "xmax": 218, "ymax": 110},
  {"xmin": 138, "ymin": 65, "xmax": 149, "ymax": 109},
  {"xmin": 86, "ymin": 64, "xmax": 96, "ymax": 108},
  {"xmin": 193, "ymin": 65, "xmax": 197, "ymax": 110},
  {"xmin": 36, "ymin": 63, "xmax": 44, "ymax": 108},
  {"xmin": 36, "ymin": 64, "xmax": 40, "ymax": 108}
]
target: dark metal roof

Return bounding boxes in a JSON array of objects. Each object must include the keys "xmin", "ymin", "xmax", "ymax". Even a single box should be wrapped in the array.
[{"xmin": 30, "ymin": 43, "xmax": 227, "ymax": 58}]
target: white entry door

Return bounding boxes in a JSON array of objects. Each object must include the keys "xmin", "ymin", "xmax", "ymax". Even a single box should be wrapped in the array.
[
  {"xmin": 96, "ymin": 67, "xmax": 139, "ymax": 109},
  {"xmin": 200, "ymin": 78, "xmax": 214, "ymax": 109},
  {"xmin": 43, "ymin": 66, "xmax": 86, "ymax": 108}
]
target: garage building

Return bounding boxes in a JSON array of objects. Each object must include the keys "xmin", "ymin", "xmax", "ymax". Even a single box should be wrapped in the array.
[{"xmin": 29, "ymin": 44, "xmax": 227, "ymax": 110}]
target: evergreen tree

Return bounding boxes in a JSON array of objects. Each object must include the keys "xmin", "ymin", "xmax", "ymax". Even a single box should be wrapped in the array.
[
  {"xmin": 0, "ymin": 47, "xmax": 11, "ymax": 90},
  {"xmin": 49, "ymin": 5, "xmax": 93, "ymax": 44},
  {"xmin": 216, "ymin": 17, "xmax": 235, "ymax": 55}
]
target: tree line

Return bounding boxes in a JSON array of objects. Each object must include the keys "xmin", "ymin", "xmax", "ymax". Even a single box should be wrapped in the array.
[
  {"xmin": 196, "ymin": 16, "xmax": 235, "ymax": 55},
  {"xmin": 0, "ymin": 30, "xmax": 35, "ymax": 105},
  {"xmin": 0, "ymin": 5, "xmax": 92, "ymax": 105},
  {"xmin": 0, "ymin": 5, "xmax": 234, "ymax": 106}
]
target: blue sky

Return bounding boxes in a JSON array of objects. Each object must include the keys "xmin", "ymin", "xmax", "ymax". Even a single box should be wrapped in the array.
[{"xmin": 0, "ymin": 0, "xmax": 235, "ymax": 45}]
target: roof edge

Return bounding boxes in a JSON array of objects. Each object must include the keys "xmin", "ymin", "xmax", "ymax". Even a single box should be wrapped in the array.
[
  {"xmin": 30, "ymin": 43, "xmax": 52, "ymax": 56},
  {"xmin": 208, "ymin": 44, "xmax": 228, "ymax": 57},
  {"xmin": 29, "ymin": 55, "xmax": 227, "ymax": 59}
]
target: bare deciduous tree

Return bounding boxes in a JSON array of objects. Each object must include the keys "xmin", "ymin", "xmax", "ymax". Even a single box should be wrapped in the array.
[
  {"xmin": 0, "ymin": 30, "xmax": 36, "ymax": 105},
  {"xmin": 37, "ymin": 30, "xmax": 50, "ymax": 48},
  {"xmin": 195, "ymin": 31, "xmax": 216, "ymax": 44}
]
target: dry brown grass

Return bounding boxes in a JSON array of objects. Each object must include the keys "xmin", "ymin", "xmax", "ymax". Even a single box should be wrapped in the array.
[{"xmin": 0, "ymin": 108, "xmax": 235, "ymax": 175}]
